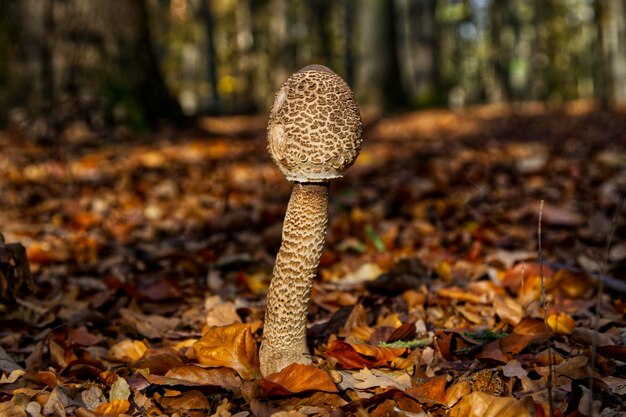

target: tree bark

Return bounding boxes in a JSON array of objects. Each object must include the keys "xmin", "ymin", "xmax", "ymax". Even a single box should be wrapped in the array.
[
  {"xmin": 354, "ymin": 0, "xmax": 406, "ymax": 113},
  {"xmin": 2, "ymin": 0, "xmax": 183, "ymax": 133}
]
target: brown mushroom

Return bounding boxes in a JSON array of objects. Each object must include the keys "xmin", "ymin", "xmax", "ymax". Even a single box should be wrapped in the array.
[{"xmin": 260, "ymin": 65, "xmax": 363, "ymax": 376}]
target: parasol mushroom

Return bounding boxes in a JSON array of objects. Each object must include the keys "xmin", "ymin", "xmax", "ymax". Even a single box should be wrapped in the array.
[{"xmin": 259, "ymin": 65, "xmax": 363, "ymax": 376}]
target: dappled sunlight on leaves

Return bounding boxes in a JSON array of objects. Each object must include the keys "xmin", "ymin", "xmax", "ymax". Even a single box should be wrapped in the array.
[{"xmin": 1, "ymin": 105, "xmax": 625, "ymax": 415}]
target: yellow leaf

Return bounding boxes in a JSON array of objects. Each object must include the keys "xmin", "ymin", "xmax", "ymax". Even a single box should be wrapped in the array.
[
  {"xmin": 546, "ymin": 313, "xmax": 576, "ymax": 335},
  {"xmin": 450, "ymin": 392, "xmax": 534, "ymax": 417},
  {"xmin": 108, "ymin": 340, "xmax": 148, "ymax": 362},
  {"xmin": 193, "ymin": 323, "xmax": 260, "ymax": 379},
  {"xmin": 93, "ymin": 399, "xmax": 130, "ymax": 417}
]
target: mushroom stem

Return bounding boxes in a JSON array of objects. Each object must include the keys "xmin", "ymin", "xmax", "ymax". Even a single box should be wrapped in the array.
[{"xmin": 259, "ymin": 182, "xmax": 329, "ymax": 376}]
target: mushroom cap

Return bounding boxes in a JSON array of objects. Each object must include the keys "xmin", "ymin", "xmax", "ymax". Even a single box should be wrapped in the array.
[{"xmin": 267, "ymin": 65, "xmax": 363, "ymax": 182}]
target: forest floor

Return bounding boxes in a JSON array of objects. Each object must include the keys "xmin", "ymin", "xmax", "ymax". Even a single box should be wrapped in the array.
[{"xmin": 1, "ymin": 101, "xmax": 625, "ymax": 417}]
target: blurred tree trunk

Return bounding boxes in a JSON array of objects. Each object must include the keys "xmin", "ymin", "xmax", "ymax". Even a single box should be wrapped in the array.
[
  {"xmin": 2, "ymin": 0, "xmax": 182, "ymax": 134},
  {"xmin": 354, "ymin": 0, "xmax": 406, "ymax": 113},
  {"xmin": 488, "ymin": 0, "xmax": 511, "ymax": 102},
  {"xmin": 200, "ymin": 0, "xmax": 220, "ymax": 113},
  {"xmin": 595, "ymin": 0, "xmax": 626, "ymax": 105},
  {"xmin": 310, "ymin": 0, "xmax": 332, "ymax": 65},
  {"xmin": 395, "ymin": 0, "xmax": 439, "ymax": 107},
  {"xmin": 341, "ymin": 0, "xmax": 355, "ymax": 87},
  {"xmin": 269, "ymin": 0, "xmax": 295, "ymax": 92}
]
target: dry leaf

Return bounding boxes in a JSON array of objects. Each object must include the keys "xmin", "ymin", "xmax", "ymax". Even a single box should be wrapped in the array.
[
  {"xmin": 131, "ymin": 347, "xmax": 185, "ymax": 375},
  {"xmin": 449, "ymin": 392, "xmax": 534, "ymax": 417},
  {"xmin": 0, "ymin": 369, "xmax": 25, "ymax": 384},
  {"xmin": 493, "ymin": 296, "xmax": 523, "ymax": 326},
  {"xmin": 546, "ymin": 313, "xmax": 576, "ymax": 335},
  {"xmin": 351, "ymin": 368, "xmax": 412, "ymax": 390},
  {"xmin": 165, "ymin": 365, "xmax": 241, "ymax": 391},
  {"xmin": 108, "ymin": 339, "xmax": 148, "ymax": 362},
  {"xmin": 119, "ymin": 308, "xmax": 180, "ymax": 339},
  {"xmin": 502, "ymin": 360, "xmax": 528, "ymax": 378},
  {"xmin": 259, "ymin": 363, "xmax": 338, "ymax": 397},
  {"xmin": 0, "ymin": 401, "xmax": 26, "ymax": 417},
  {"xmin": 93, "ymin": 399, "xmax": 130, "ymax": 417},
  {"xmin": 326, "ymin": 340, "xmax": 407, "ymax": 369},
  {"xmin": 405, "ymin": 375, "xmax": 448, "ymax": 404},
  {"xmin": 155, "ymin": 390, "xmax": 210, "ymax": 413},
  {"xmin": 193, "ymin": 323, "xmax": 260, "ymax": 379}
]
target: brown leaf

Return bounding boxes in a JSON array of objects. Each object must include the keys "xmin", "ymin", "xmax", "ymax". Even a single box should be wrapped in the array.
[
  {"xmin": 500, "ymin": 319, "xmax": 547, "ymax": 354},
  {"xmin": 259, "ymin": 363, "xmax": 338, "ymax": 397},
  {"xmin": 164, "ymin": 365, "xmax": 241, "ymax": 391},
  {"xmin": 493, "ymin": 296, "xmax": 523, "ymax": 326},
  {"xmin": 131, "ymin": 348, "xmax": 184, "ymax": 375},
  {"xmin": 546, "ymin": 313, "xmax": 576, "ymax": 335},
  {"xmin": 476, "ymin": 340, "xmax": 510, "ymax": 364},
  {"xmin": 119, "ymin": 308, "xmax": 180, "ymax": 339},
  {"xmin": 405, "ymin": 375, "xmax": 448, "ymax": 404},
  {"xmin": 326, "ymin": 340, "xmax": 407, "ymax": 369},
  {"xmin": 0, "ymin": 401, "xmax": 26, "ymax": 417},
  {"xmin": 108, "ymin": 339, "xmax": 148, "ymax": 362},
  {"xmin": 437, "ymin": 286, "xmax": 489, "ymax": 304},
  {"xmin": 68, "ymin": 326, "xmax": 103, "ymax": 347},
  {"xmin": 155, "ymin": 390, "xmax": 210, "ymax": 414},
  {"xmin": 449, "ymin": 392, "xmax": 534, "ymax": 417},
  {"xmin": 93, "ymin": 399, "xmax": 130, "ymax": 417},
  {"xmin": 192, "ymin": 323, "xmax": 260, "ymax": 379}
]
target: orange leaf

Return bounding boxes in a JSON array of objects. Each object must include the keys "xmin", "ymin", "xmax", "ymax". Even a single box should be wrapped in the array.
[
  {"xmin": 405, "ymin": 375, "xmax": 448, "ymax": 404},
  {"xmin": 192, "ymin": 323, "xmax": 260, "ymax": 379},
  {"xmin": 165, "ymin": 365, "xmax": 241, "ymax": 391},
  {"xmin": 449, "ymin": 392, "xmax": 534, "ymax": 417},
  {"xmin": 326, "ymin": 340, "xmax": 407, "ymax": 369},
  {"xmin": 259, "ymin": 364, "xmax": 338, "ymax": 397},
  {"xmin": 546, "ymin": 313, "xmax": 576, "ymax": 335},
  {"xmin": 94, "ymin": 399, "xmax": 130, "ymax": 417},
  {"xmin": 155, "ymin": 390, "xmax": 211, "ymax": 413},
  {"xmin": 108, "ymin": 339, "xmax": 148, "ymax": 362}
]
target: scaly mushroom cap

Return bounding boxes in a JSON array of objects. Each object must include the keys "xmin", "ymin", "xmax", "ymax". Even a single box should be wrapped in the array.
[{"xmin": 267, "ymin": 65, "xmax": 363, "ymax": 182}]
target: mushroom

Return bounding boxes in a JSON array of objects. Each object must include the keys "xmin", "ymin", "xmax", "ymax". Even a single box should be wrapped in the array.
[{"xmin": 260, "ymin": 65, "xmax": 363, "ymax": 376}]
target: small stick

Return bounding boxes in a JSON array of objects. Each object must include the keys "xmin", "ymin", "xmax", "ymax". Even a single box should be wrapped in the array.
[
  {"xmin": 589, "ymin": 195, "xmax": 624, "ymax": 416},
  {"xmin": 538, "ymin": 200, "xmax": 554, "ymax": 417}
]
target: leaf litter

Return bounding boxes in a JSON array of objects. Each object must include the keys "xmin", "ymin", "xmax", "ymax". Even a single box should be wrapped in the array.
[{"xmin": 0, "ymin": 102, "xmax": 625, "ymax": 416}]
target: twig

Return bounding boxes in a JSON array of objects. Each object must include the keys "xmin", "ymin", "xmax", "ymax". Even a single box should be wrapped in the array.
[
  {"xmin": 538, "ymin": 200, "xmax": 554, "ymax": 417},
  {"xmin": 589, "ymin": 195, "xmax": 624, "ymax": 416}
]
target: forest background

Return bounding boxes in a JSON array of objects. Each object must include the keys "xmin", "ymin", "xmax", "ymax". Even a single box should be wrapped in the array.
[{"xmin": 1, "ymin": 0, "xmax": 626, "ymax": 134}]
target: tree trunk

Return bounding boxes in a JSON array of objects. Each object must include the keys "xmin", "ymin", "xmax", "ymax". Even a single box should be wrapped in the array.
[
  {"xmin": 2, "ymin": 0, "xmax": 183, "ymax": 134},
  {"xmin": 596, "ymin": 0, "xmax": 626, "ymax": 105},
  {"xmin": 395, "ymin": 0, "xmax": 439, "ymax": 107},
  {"xmin": 354, "ymin": 0, "xmax": 406, "ymax": 113},
  {"xmin": 201, "ymin": 0, "xmax": 220, "ymax": 113}
]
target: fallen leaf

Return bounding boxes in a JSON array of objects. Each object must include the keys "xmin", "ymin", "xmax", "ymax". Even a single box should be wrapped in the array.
[
  {"xmin": 351, "ymin": 368, "xmax": 412, "ymax": 390},
  {"xmin": 546, "ymin": 313, "xmax": 576, "ymax": 335},
  {"xmin": 405, "ymin": 374, "xmax": 449, "ymax": 404},
  {"xmin": 93, "ymin": 399, "xmax": 130, "ymax": 417},
  {"xmin": 259, "ymin": 363, "xmax": 338, "ymax": 397},
  {"xmin": 164, "ymin": 365, "xmax": 241, "ymax": 391},
  {"xmin": 0, "ymin": 369, "xmax": 25, "ymax": 384},
  {"xmin": 326, "ymin": 340, "xmax": 407, "ymax": 369},
  {"xmin": 502, "ymin": 360, "xmax": 528, "ymax": 378},
  {"xmin": 193, "ymin": 323, "xmax": 260, "ymax": 379},
  {"xmin": 493, "ymin": 296, "xmax": 523, "ymax": 326},
  {"xmin": 108, "ymin": 339, "xmax": 148, "ymax": 362},
  {"xmin": 155, "ymin": 390, "xmax": 211, "ymax": 414},
  {"xmin": 109, "ymin": 377, "xmax": 130, "ymax": 401},
  {"xmin": 131, "ymin": 348, "xmax": 185, "ymax": 375},
  {"xmin": 119, "ymin": 308, "xmax": 180, "ymax": 339},
  {"xmin": 449, "ymin": 392, "xmax": 534, "ymax": 417},
  {"xmin": 0, "ymin": 401, "xmax": 26, "ymax": 417}
]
